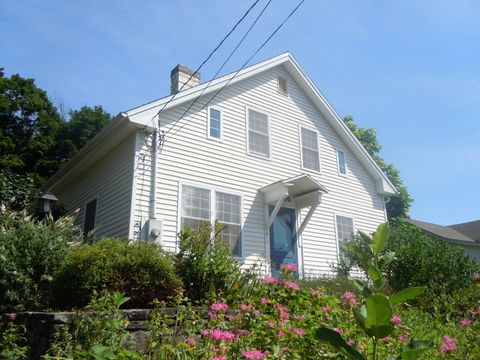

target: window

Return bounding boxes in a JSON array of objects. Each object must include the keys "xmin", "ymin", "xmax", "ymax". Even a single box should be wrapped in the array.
[
  {"xmin": 208, "ymin": 107, "xmax": 222, "ymax": 140},
  {"xmin": 277, "ymin": 77, "xmax": 288, "ymax": 95},
  {"xmin": 247, "ymin": 108, "xmax": 270, "ymax": 158},
  {"xmin": 337, "ymin": 149, "xmax": 347, "ymax": 175},
  {"xmin": 84, "ymin": 198, "xmax": 97, "ymax": 235},
  {"xmin": 180, "ymin": 184, "xmax": 242, "ymax": 257},
  {"xmin": 300, "ymin": 127, "xmax": 320, "ymax": 172},
  {"xmin": 335, "ymin": 215, "xmax": 354, "ymax": 255}
]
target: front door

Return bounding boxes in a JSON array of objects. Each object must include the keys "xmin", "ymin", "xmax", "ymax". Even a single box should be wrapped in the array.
[{"xmin": 269, "ymin": 206, "xmax": 298, "ymax": 277}]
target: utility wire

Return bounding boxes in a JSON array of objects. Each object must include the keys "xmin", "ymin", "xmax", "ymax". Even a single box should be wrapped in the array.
[
  {"xmin": 168, "ymin": 0, "xmax": 305, "ymax": 140},
  {"xmin": 147, "ymin": 0, "xmax": 261, "ymax": 129},
  {"xmin": 162, "ymin": 0, "xmax": 273, "ymax": 139}
]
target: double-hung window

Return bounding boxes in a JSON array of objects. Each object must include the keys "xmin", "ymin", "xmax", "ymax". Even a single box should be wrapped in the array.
[
  {"xmin": 180, "ymin": 184, "xmax": 242, "ymax": 257},
  {"xmin": 337, "ymin": 149, "xmax": 347, "ymax": 175},
  {"xmin": 247, "ymin": 108, "xmax": 270, "ymax": 158},
  {"xmin": 208, "ymin": 107, "xmax": 222, "ymax": 140},
  {"xmin": 300, "ymin": 127, "xmax": 320, "ymax": 172},
  {"xmin": 335, "ymin": 215, "xmax": 354, "ymax": 256}
]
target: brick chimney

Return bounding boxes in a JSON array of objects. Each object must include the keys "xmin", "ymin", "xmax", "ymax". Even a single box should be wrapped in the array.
[{"xmin": 170, "ymin": 64, "xmax": 200, "ymax": 94}]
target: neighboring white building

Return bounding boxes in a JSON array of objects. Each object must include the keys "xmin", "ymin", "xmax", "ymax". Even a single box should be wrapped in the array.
[{"xmin": 43, "ymin": 53, "xmax": 396, "ymax": 277}]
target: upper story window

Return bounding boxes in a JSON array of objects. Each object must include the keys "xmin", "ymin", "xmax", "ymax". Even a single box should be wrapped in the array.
[
  {"xmin": 247, "ymin": 108, "xmax": 270, "ymax": 158},
  {"xmin": 335, "ymin": 215, "xmax": 354, "ymax": 255},
  {"xmin": 208, "ymin": 107, "xmax": 222, "ymax": 140},
  {"xmin": 84, "ymin": 198, "xmax": 97, "ymax": 236},
  {"xmin": 337, "ymin": 149, "xmax": 347, "ymax": 175},
  {"xmin": 300, "ymin": 127, "xmax": 320, "ymax": 172},
  {"xmin": 277, "ymin": 77, "xmax": 288, "ymax": 96},
  {"xmin": 180, "ymin": 184, "xmax": 242, "ymax": 257}
]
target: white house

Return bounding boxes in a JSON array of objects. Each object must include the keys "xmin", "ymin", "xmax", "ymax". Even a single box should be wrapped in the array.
[{"xmin": 42, "ymin": 52, "xmax": 396, "ymax": 277}]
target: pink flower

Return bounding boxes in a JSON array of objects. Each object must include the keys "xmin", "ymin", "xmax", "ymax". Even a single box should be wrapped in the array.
[
  {"xmin": 341, "ymin": 292, "xmax": 358, "ymax": 307},
  {"xmin": 239, "ymin": 304, "xmax": 255, "ymax": 311},
  {"xmin": 279, "ymin": 311, "xmax": 290, "ymax": 319},
  {"xmin": 468, "ymin": 306, "xmax": 480, "ymax": 316},
  {"xmin": 267, "ymin": 321, "xmax": 276, "ymax": 328},
  {"xmin": 232, "ymin": 328, "xmax": 250, "ymax": 337},
  {"xmin": 309, "ymin": 289, "xmax": 321, "ymax": 296},
  {"xmin": 347, "ymin": 339, "xmax": 355, "ymax": 345},
  {"xmin": 334, "ymin": 328, "xmax": 344, "ymax": 335},
  {"xmin": 277, "ymin": 330, "xmax": 285, "ymax": 337},
  {"xmin": 439, "ymin": 336, "xmax": 457, "ymax": 353},
  {"xmin": 399, "ymin": 334, "xmax": 409, "ymax": 343},
  {"xmin": 283, "ymin": 280, "xmax": 301, "ymax": 291},
  {"xmin": 208, "ymin": 311, "xmax": 218, "ymax": 319},
  {"xmin": 390, "ymin": 315, "xmax": 402, "ymax": 326},
  {"xmin": 210, "ymin": 303, "xmax": 229, "ymax": 312},
  {"xmin": 473, "ymin": 273, "xmax": 480, "ymax": 282},
  {"xmin": 185, "ymin": 337, "xmax": 197, "ymax": 345},
  {"xmin": 242, "ymin": 349, "xmax": 268, "ymax": 359},
  {"xmin": 200, "ymin": 329, "xmax": 210, "ymax": 336},
  {"xmin": 357, "ymin": 343, "xmax": 365, "ymax": 350},
  {"xmin": 281, "ymin": 263, "xmax": 298, "ymax": 272},
  {"xmin": 291, "ymin": 327, "xmax": 305, "ymax": 336},
  {"xmin": 260, "ymin": 297, "xmax": 269, "ymax": 304},
  {"xmin": 460, "ymin": 319, "xmax": 472, "ymax": 326},
  {"xmin": 211, "ymin": 357, "xmax": 226, "ymax": 360},
  {"xmin": 202, "ymin": 329, "xmax": 236, "ymax": 341},
  {"xmin": 276, "ymin": 304, "xmax": 288, "ymax": 311},
  {"xmin": 294, "ymin": 314, "xmax": 305, "ymax": 321},
  {"xmin": 382, "ymin": 336, "xmax": 391, "ymax": 344},
  {"xmin": 322, "ymin": 306, "xmax": 331, "ymax": 313},
  {"xmin": 263, "ymin": 277, "xmax": 279, "ymax": 284}
]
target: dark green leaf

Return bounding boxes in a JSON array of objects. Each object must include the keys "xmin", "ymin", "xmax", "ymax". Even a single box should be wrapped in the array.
[
  {"xmin": 390, "ymin": 287, "xmax": 425, "ymax": 306},
  {"xmin": 315, "ymin": 328, "xmax": 367, "ymax": 360},
  {"xmin": 350, "ymin": 278, "xmax": 372, "ymax": 297},
  {"xmin": 401, "ymin": 340, "xmax": 434, "ymax": 359},
  {"xmin": 353, "ymin": 305, "xmax": 367, "ymax": 330},
  {"xmin": 372, "ymin": 222, "xmax": 389, "ymax": 254},
  {"xmin": 367, "ymin": 263, "xmax": 382, "ymax": 288},
  {"xmin": 365, "ymin": 293, "xmax": 393, "ymax": 338}
]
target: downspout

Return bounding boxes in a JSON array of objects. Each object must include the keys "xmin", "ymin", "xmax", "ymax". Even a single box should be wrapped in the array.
[{"xmin": 149, "ymin": 129, "xmax": 158, "ymax": 220}]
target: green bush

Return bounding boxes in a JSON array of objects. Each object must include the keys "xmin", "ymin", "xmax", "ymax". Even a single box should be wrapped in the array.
[
  {"xmin": 175, "ymin": 224, "xmax": 258, "ymax": 303},
  {"xmin": 0, "ymin": 210, "xmax": 82, "ymax": 312},
  {"xmin": 51, "ymin": 238, "xmax": 182, "ymax": 309},
  {"xmin": 385, "ymin": 219, "xmax": 480, "ymax": 307}
]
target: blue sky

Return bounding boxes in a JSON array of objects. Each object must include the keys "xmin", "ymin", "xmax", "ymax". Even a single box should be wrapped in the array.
[{"xmin": 2, "ymin": 0, "xmax": 479, "ymax": 225}]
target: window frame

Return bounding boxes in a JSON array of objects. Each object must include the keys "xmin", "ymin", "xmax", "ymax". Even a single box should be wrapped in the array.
[
  {"xmin": 333, "ymin": 213, "xmax": 356, "ymax": 260},
  {"xmin": 336, "ymin": 148, "xmax": 347, "ymax": 176},
  {"xmin": 207, "ymin": 106, "xmax": 223, "ymax": 141},
  {"xmin": 299, "ymin": 125, "xmax": 321, "ymax": 173},
  {"xmin": 245, "ymin": 106, "xmax": 271, "ymax": 160},
  {"xmin": 177, "ymin": 181, "xmax": 244, "ymax": 258}
]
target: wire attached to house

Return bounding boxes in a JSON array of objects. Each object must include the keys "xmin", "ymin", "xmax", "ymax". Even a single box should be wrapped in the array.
[
  {"xmin": 147, "ymin": 0, "xmax": 261, "ymax": 129},
  {"xmin": 162, "ymin": 0, "xmax": 273, "ymax": 139},
  {"xmin": 167, "ymin": 0, "xmax": 305, "ymax": 140}
]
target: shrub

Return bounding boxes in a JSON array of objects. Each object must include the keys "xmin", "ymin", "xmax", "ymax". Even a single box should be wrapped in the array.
[
  {"xmin": 384, "ymin": 219, "xmax": 480, "ymax": 307},
  {"xmin": 0, "ymin": 210, "xmax": 82, "ymax": 312},
  {"xmin": 175, "ymin": 224, "xmax": 258, "ymax": 303},
  {"xmin": 51, "ymin": 238, "xmax": 182, "ymax": 309}
]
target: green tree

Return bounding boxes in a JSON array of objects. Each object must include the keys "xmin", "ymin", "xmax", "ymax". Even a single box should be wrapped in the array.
[
  {"xmin": 0, "ymin": 72, "xmax": 64, "ymax": 185},
  {"xmin": 343, "ymin": 115, "xmax": 412, "ymax": 219}
]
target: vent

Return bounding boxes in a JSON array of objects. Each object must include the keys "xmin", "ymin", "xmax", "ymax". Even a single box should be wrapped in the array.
[{"xmin": 277, "ymin": 77, "xmax": 288, "ymax": 95}]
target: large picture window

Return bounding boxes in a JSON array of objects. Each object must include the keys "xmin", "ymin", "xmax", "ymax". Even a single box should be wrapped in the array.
[
  {"xmin": 300, "ymin": 127, "xmax": 320, "ymax": 172},
  {"xmin": 247, "ymin": 108, "xmax": 270, "ymax": 158},
  {"xmin": 180, "ymin": 184, "xmax": 242, "ymax": 257}
]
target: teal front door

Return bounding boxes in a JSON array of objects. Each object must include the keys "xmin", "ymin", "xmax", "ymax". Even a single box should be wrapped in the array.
[{"xmin": 269, "ymin": 206, "xmax": 298, "ymax": 277}]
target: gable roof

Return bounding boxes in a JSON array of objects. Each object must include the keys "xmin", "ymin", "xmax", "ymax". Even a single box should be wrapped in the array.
[
  {"xmin": 406, "ymin": 218, "xmax": 480, "ymax": 245},
  {"xmin": 125, "ymin": 52, "xmax": 396, "ymax": 196},
  {"xmin": 44, "ymin": 52, "xmax": 396, "ymax": 196},
  {"xmin": 449, "ymin": 220, "xmax": 480, "ymax": 242}
]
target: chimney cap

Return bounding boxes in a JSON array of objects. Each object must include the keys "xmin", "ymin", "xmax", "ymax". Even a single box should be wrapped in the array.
[{"xmin": 170, "ymin": 64, "xmax": 200, "ymax": 79}]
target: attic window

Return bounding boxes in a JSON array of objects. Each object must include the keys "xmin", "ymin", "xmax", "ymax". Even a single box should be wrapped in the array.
[{"xmin": 277, "ymin": 77, "xmax": 288, "ymax": 95}]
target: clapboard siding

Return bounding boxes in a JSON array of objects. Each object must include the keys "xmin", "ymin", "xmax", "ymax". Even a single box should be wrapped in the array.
[
  {"xmin": 53, "ymin": 133, "xmax": 135, "ymax": 240},
  {"xmin": 131, "ymin": 64, "xmax": 387, "ymax": 275}
]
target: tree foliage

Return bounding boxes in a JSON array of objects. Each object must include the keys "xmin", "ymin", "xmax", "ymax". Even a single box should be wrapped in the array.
[
  {"xmin": 0, "ymin": 70, "xmax": 111, "ymax": 209},
  {"xmin": 343, "ymin": 115, "xmax": 412, "ymax": 219}
]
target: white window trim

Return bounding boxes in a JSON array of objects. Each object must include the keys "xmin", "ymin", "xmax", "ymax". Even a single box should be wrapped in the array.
[
  {"xmin": 277, "ymin": 76, "xmax": 288, "ymax": 96},
  {"xmin": 177, "ymin": 180, "xmax": 244, "ymax": 258},
  {"xmin": 207, "ymin": 106, "xmax": 223, "ymax": 141},
  {"xmin": 333, "ymin": 212, "xmax": 356, "ymax": 261},
  {"xmin": 245, "ymin": 106, "xmax": 272, "ymax": 160},
  {"xmin": 336, "ymin": 148, "xmax": 348, "ymax": 177},
  {"xmin": 298, "ymin": 125, "xmax": 321, "ymax": 173}
]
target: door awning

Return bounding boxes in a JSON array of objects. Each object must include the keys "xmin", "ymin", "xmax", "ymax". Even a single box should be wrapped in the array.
[{"xmin": 260, "ymin": 174, "xmax": 328, "ymax": 236}]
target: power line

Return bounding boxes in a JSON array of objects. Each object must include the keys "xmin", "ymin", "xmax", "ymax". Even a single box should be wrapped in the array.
[
  {"xmin": 168, "ymin": 0, "xmax": 305, "ymax": 140},
  {"xmin": 163, "ymin": 0, "xmax": 273, "ymax": 139},
  {"xmin": 147, "ymin": 0, "xmax": 261, "ymax": 129}
]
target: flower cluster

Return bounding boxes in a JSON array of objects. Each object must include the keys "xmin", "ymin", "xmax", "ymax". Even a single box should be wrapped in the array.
[
  {"xmin": 241, "ymin": 349, "xmax": 268, "ymax": 359},
  {"xmin": 439, "ymin": 335, "xmax": 457, "ymax": 353},
  {"xmin": 341, "ymin": 291, "xmax": 358, "ymax": 308}
]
